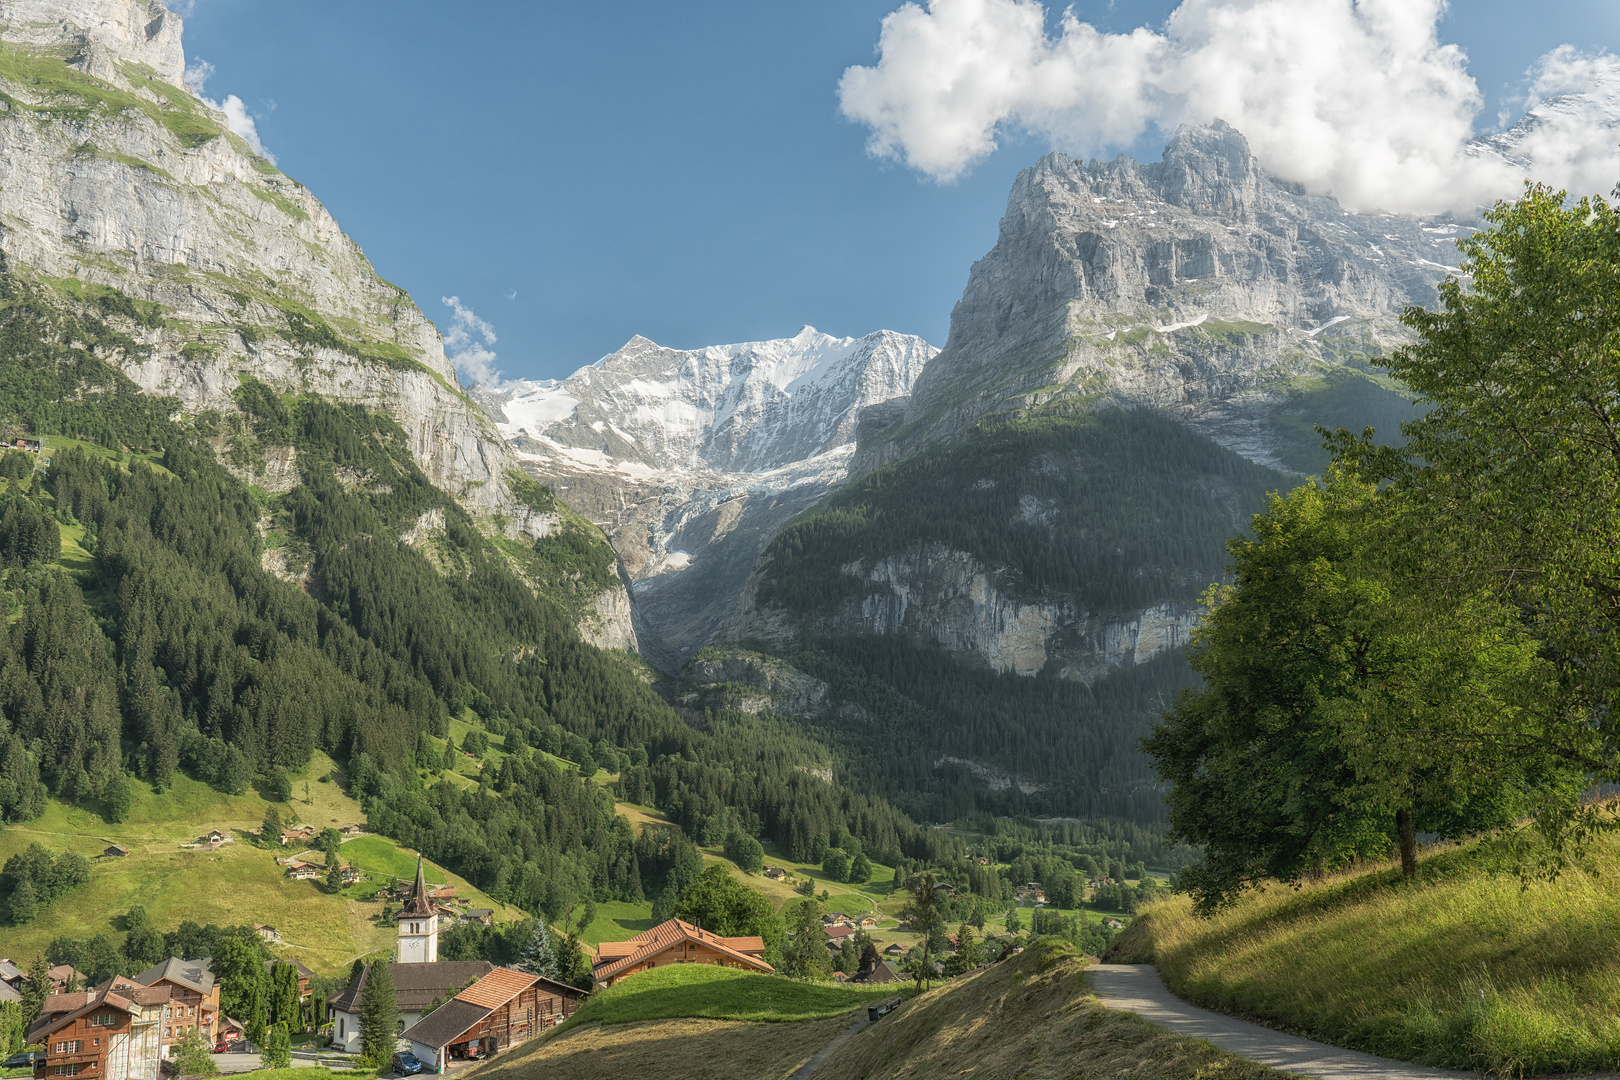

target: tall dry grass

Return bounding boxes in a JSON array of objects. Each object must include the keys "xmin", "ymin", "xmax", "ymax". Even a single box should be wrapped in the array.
[{"xmin": 1113, "ymin": 834, "xmax": 1620, "ymax": 1074}]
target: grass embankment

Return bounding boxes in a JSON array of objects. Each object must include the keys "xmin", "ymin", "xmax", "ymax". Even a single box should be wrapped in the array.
[
  {"xmin": 566, "ymin": 964, "xmax": 898, "ymax": 1026},
  {"xmin": 1108, "ymin": 836, "xmax": 1620, "ymax": 1075},
  {"xmin": 478, "ymin": 965, "xmax": 896, "ymax": 1080},
  {"xmin": 819, "ymin": 938, "xmax": 1290, "ymax": 1080}
]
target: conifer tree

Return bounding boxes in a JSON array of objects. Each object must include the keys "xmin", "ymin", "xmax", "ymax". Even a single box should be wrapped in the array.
[
  {"xmin": 516, "ymin": 921, "xmax": 559, "ymax": 981},
  {"xmin": 359, "ymin": 961, "xmax": 398, "ymax": 1067}
]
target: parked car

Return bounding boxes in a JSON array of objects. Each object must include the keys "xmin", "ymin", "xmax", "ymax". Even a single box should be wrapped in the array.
[
  {"xmin": 212, "ymin": 1040, "xmax": 230, "ymax": 1054},
  {"xmin": 2, "ymin": 1052, "xmax": 41, "ymax": 1069},
  {"xmin": 391, "ymin": 1052, "xmax": 427, "ymax": 1076}
]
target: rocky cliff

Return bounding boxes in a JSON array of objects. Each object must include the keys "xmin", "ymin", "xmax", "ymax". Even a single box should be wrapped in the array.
[
  {"xmin": 0, "ymin": 0, "xmax": 636, "ymax": 647},
  {"xmin": 861, "ymin": 121, "xmax": 1469, "ymax": 472},
  {"xmin": 478, "ymin": 326, "xmax": 936, "ymax": 666}
]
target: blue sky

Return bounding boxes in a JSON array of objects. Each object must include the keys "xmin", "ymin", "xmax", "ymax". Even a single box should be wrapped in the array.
[{"xmin": 180, "ymin": 1, "xmax": 1620, "ymax": 383}]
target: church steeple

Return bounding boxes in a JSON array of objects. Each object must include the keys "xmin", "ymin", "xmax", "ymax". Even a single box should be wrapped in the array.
[{"xmin": 397, "ymin": 854, "xmax": 438, "ymax": 962}]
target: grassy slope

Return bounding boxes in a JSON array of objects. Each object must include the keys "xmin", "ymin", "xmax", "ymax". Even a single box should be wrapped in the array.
[
  {"xmin": 1108, "ymin": 835, "xmax": 1620, "ymax": 1075},
  {"xmin": 830, "ymin": 938, "xmax": 1291, "ymax": 1080},
  {"xmin": 0, "ymin": 752, "xmax": 518, "ymax": 973},
  {"xmin": 474, "ymin": 1014, "xmax": 853, "ymax": 1080},
  {"xmin": 563, "ymin": 963, "xmax": 896, "ymax": 1025}
]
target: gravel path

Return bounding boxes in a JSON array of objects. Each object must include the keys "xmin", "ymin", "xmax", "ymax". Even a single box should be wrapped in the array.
[{"xmin": 1087, "ymin": 965, "xmax": 1479, "ymax": 1080}]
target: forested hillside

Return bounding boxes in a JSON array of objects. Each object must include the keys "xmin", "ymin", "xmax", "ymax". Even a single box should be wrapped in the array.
[{"xmin": 0, "ymin": 264, "xmax": 958, "ymax": 933}]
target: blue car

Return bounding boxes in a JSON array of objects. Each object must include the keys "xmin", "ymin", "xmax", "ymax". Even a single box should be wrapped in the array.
[{"xmin": 391, "ymin": 1052, "xmax": 427, "ymax": 1076}]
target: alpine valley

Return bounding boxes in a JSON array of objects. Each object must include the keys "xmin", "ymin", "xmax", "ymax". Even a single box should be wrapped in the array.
[{"xmin": 1, "ymin": 0, "xmax": 1610, "ymax": 999}]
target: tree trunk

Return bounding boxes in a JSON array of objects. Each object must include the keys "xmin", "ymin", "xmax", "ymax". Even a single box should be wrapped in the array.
[{"xmin": 1396, "ymin": 807, "xmax": 1417, "ymax": 878}]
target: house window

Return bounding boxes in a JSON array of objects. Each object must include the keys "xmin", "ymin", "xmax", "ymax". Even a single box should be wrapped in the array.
[
  {"xmin": 90, "ymin": 1014, "xmax": 115, "ymax": 1027},
  {"xmin": 52, "ymin": 1042, "xmax": 81, "ymax": 1055},
  {"xmin": 338, "ymin": 1019, "xmax": 345, "ymax": 1040},
  {"xmin": 52, "ymin": 1066, "xmax": 80, "ymax": 1076}
]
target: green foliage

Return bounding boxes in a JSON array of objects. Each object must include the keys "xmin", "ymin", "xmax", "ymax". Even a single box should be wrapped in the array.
[
  {"xmin": 779, "ymin": 897, "xmax": 827, "ymax": 980},
  {"xmin": 170, "ymin": 1025, "xmax": 218, "ymax": 1078},
  {"xmin": 1145, "ymin": 474, "xmax": 1567, "ymax": 911},
  {"xmin": 723, "ymin": 829, "xmax": 764, "ymax": 874},
  {"xmin": 213, "ymin": 935, "xmax": 273, "ymax": 1032},
  {"xmin": 505, "ymin": 471, "xmax": 557, "ymax": 514},
  {"xmin": 358, "ymin": 961, "xmax": 398, "ymax": 1068},
  {"xmin": 0, "ymin": 46, "xmax": 223, "ymax": 148},
  {"xmin": 1332, "ymin": 184, "xmax": 1620, "ymax": 873},
  {"xmin": 674, "ymin": 865, "xmax": 784, "ymax": 968},
  {"xmin": 516, "ymin": 920, "xmax": 560, "ymax": 981},
  {"xmin": 263, "ymin": 1024, "xmax": 292, "ymax": 1071},
  {"xmin": 0, "ymin": 844, "xmax": 90, "ymax": 925}
]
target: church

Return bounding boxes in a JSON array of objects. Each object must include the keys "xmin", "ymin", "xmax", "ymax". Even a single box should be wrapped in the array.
[{"xmin": 326, "ymin": 856, "xmax": 493, "ymax": 1055}]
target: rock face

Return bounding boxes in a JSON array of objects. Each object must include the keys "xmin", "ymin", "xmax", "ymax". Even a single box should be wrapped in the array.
[
  {"xmin": 478, "ymin": 326, "xmax": 937, "ymax": 667},
  {"xmin": 862, "ymin": 120, "xmax": 1474, "ymax": 472},
  {"xmin": 730, "ymin": 122, "xmax": 1484, "ymax": 688},
  {"xmin": 0, "ymin": 0, "xmax": 636, "ymax": 643}
]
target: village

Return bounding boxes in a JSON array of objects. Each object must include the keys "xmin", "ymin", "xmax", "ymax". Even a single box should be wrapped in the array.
[{"xmin": 4, "ymin": 827, "xmax": 1134, "ymax": 1080}]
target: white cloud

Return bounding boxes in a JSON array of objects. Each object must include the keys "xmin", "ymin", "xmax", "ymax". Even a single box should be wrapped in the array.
[
  {"xmin": 838, "ymin": 0, "xmax": 1620, "ymax": 215},
  {"xmin": 441, "ymin": 296, "xmax": 501, "ymax": 386},
  {"xmin": 185, "ymin": 56, "xmax": 277, "ymax": 164}
]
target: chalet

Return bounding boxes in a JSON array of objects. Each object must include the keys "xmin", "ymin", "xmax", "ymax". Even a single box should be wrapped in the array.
[
  {"xmin": 12, "ymin": 438, "xmax": 43, "ymax": 453},
  {"xmin": 279, "ymin": 827, "xmax": 314, "ymax": 846},
  {"xmin": 327, "ymin": 961, "xmax": 493, "ymax": 1055},
  {"xmin": 102, "ymin": 845, "xmax": 130, "ymax": 859},
  {"xmin": 0, "ymin": 960, "xmax": 25, "ymax": 988},
  {"xmin": 402, "ymin": 967, "xmax": 585, "ymax": 1070},
  {"xmin": 591, "ymin": 918, "xmax": 774, "ymax": 988},
  {"xmin": 197, "ymin": 831, "xmax": 228, "ymax": 846},
  {"xmin": 1102, "ymin": 918, "xmax": 1125, "ymax": 931},
  {"xmin": 0, "ymin": 982, "xmax": 19, "ymax": 1005},
  {"xmin": 27, "ymin": 987, "xmax": 166, "ymax": 1080},
  {"xmin": 284, "ymin": 862, "xmax": 321, "ymax": 881},
  {"xmin": 934, "ymin": 883, "xmax": 956, "ymax": 896},
  {"xmin": 882, "ymin": 944, "xmax": 904, "ymax": 957},
  {"xmin": 339, "ymin": 865, "xmax": 365, "ymax": 886},
  {"xmin": 339, "ymin": 823, "xmax": 365, "ymax": 837},
  {"xmin": 133, "ymin": 958, "xmax": 221, "ymax": 1055},
  {"xmin": 858, "ymin": 915, "xmax": 879, "ymax": 929},
  {"xmin": 252, "ymin": 925, "xmax": 282, "ymax": 944},
  {"xmin": 463, "ymin": 908, "xmax": 494, "ymax": 926},
  {"xmin": 48, "ymin": 967, "xmax": 89, "ymax": 993},
  {"xmin": 851, "ymin": 961, "xmax": 902, "ymax": 985},
  {"xmin": 428, "ymin": 886, "xmax": 457, "ymax": 902},
  {"xmin": 823, "ymin": 925, "xmax": 857, "ymax": 941},
  {"xmin": 763, "ymin": 867, "xmax": 788, "ymax": 881}
]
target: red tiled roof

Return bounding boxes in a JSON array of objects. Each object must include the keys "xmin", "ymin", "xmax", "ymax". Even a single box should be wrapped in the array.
[
  {"xmin": 454, "ymin": 967, "xmax": 537, "ymax": 1009},
  {"xmin": 591, "ymin": 918, "xmax": 773, "ymax": 982}
]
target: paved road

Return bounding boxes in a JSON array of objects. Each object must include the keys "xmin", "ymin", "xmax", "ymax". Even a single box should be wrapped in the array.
[{"xmin": 1087, "ymin": 965, "xmax": 1478, "ymax": 1080}]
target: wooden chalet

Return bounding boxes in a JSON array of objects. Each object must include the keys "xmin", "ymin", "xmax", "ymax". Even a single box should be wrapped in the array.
[
  {"xmin": 102, "ymin": 845, "xmax": 129, "ymax": 859},
  {"xmin": 132, "ymin": 958, "xmax": 221, "ymax": 1053},
  {"xmin": 48, "ymin": 967, "xmax": 88, "ymax": 993},
  {"xmin": 284, "ymin": 862, "xmax": 321, "ymax": 881},
  {"xmin": 401, "ymin": 967, "xmax": 584, "ymax": 1069},
  {"xmin": 591, "ymin": 918, "xmax": 773, "ymax": 988},
  {"xmin": 27, "ymin": 987, "xmax": 166, "ymax": 1080}
]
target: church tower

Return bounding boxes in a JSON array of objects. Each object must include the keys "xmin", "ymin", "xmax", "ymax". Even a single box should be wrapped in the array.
[{"xmin": 397, "ymin": 854, "xmax": 438, "ymax": 963}]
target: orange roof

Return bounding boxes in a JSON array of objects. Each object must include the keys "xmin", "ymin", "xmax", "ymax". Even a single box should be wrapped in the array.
[
  {"xmin": 593, "ymin": 942, "xmax": 637, "ymax": 959},
  {"xmin": 591, "ymin": 918, "xmax": 773, "ymax": 983},
  {"xmin": 454, "ymin": 967, "xmax": 538, "ymax": 1009}
]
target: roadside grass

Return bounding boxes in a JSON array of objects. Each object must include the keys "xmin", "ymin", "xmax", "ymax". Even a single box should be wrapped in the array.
[
  {"xmin": 1112, "ymin": 833, "xmax": 1620, "ymax": 1075},
  {"xmin": 239, "ymin": 1069, "xmax": 372, "ymax": 1080},
  {"xmin": 563, "ymin": 964, "xmax": 896, "ymax": 1027},
  {"xmin": 817, "ymin": 937, "xmax": 1293, "ymax": 1080},
  {"xmin": 474, "ymin": 1014, "xmax": 853, "ymax": 1080}
]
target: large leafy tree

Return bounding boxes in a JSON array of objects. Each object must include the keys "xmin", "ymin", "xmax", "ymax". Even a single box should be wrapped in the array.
[
  {"xmin": 1144, "ymin": 474, "xmax": 1566, "ymax": 911},
  {"xmin": 674, "ymin": 864, "xmax": 784, "ymax": 967},
  {"xmin": 1338, "ymin": 184, "xmax": 1620, "ymax": 854}
]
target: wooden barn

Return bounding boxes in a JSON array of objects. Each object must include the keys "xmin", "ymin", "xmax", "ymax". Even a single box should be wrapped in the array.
[{"xmin": 400, "ymin": 967, "xmax": 584, "ymax": 1070}]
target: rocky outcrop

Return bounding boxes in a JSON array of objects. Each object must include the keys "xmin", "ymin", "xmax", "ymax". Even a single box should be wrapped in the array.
[
  {"xmin": 0, "ymin": 0, "xmax": 637, "ymax": 647},
  {"xmin": 0, "ymin": 0, "xmax": 529, "ymax": 524},
  {"xmin": 726, "ymin": 543, "xmax": 1198, "ymax": 683},
  {"xmin": 860, "ymin": 121, "xmax": 1475, "ymax": 472},
  {"xmin": 680, "ymin": 649, "xmax": 830, "ymax": 717},
  {"xmin": 479, "ymin": 326, "xmax": 937, "ymax": 666}
]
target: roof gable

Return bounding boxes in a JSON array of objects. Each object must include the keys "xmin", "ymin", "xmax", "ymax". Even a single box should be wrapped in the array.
[{"xmin": 590, "ymin": 919, "xmax": 774, "ymax": 982}]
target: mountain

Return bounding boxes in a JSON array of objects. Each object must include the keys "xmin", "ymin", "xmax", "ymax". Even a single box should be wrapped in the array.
[
  {"xmin": 0, "ymin": 0, "xmax": 646, "ymax": 645},
  {"xmin": 682, "ymin": 122, "xmax": 1472, "ymax": 821},
  {"xmin": 476, "ymin": 326, "xmax": 937, "ymax": 666}
]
